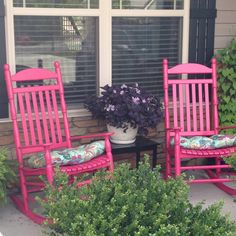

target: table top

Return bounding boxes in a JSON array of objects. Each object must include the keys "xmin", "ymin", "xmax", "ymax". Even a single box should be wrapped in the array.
[{"xmin": 111, "ymin": 136, "xmax": 159, "ymax": 152}]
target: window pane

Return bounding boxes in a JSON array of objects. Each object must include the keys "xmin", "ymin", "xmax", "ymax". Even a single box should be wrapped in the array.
[
  {"xmin": 14, "ymin": 16, "xmax": 98, "ymax": 108},
  {"xmin": 13, "ymin": 0, "xmax": 99, "ymax": 8},
  {"xmin": 112, "ymin": 17, "xmax": 182, "ymax": 97},
  {"xmin": 112, "ymin": 0, "xmax": 184, "ymax": 9}
]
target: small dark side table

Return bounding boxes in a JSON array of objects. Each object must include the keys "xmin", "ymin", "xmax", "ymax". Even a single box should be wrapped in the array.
[{"xmin": 111, "ymin": 136, "xmax": 159, "ymax": 168}]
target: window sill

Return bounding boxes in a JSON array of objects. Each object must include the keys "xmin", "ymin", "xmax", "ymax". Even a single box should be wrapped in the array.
[{"xmin": 0, "ymin": 108, "xmax": 92, "ymax": 123}]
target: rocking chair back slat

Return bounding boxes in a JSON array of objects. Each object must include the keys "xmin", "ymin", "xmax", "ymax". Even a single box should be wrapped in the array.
[
  {"xmin": 51, "ymin": 89, "xmax": 63, "ymax": 143},
  {"xmin": 18, "ymin": 92, "xmax": 30, "ymax": 145},
  {"xmin": 185, "ymin": 84, "xmax": 191, "ymax": 131},
  {"xmin": 45, "ymin": 90, "xmax": 56, "ymax": 143},
  {"xmin": 31, "ymin": 91, "xmax": 43, "ymax": 144},
  {"xmin": 191, "ymin": 83, "xmax": 197, "ymax": 131},
  {"xmin": 198, "ymin": 84, "xmax": 204, "ymax": 131},
  {"xmin": 178, "ymin": 84, "xmax": 184, "ymax": 130},
  {"xmin": 204, "ymin": 83, "xmax": 210, "ymax": 131},
  {"xmin": 172, "ymin": 84, "xmax": 178, "ymax": 128},
  {"xmin": 38, "ymin": 90, "xmax": 50, "ymax": 144},
  {"xmin": 25, "ymin": 92, "xmax": 36, "ymax": 145}
]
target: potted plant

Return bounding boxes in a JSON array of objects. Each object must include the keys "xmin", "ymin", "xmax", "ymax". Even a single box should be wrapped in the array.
[{"xmin": 84, "ymin": 83, "xmax": 163, "ymax": 144}]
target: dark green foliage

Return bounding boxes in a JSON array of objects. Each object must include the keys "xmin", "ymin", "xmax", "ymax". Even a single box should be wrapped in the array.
[
  {"xmin": 40, "ymin": 157, "xmax": 236, "ymax": 236},
  {"xmin": 0, "ymin": 148, "xmax": 16, "ymax": 204},
  {"xmin": 216, "ymin": 39, "xmax": 236, "ymax": 134},
  {"xmin": 224, "ymin": 154, "xmax": 236, "ymax": 171}
]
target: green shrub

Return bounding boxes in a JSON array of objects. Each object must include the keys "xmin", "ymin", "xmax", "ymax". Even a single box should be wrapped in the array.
[
  {"xmin": 216, "ymin": 39, "xmax": 236, "ymax": 134},
  {"xmin": 0, "ymin": 148, "xmax": 16, "ymax": 204},
  {"xmin": 224, "ymin": 154, "xmax": 236, "ymax": 171},
  {"xmin": 40, "ymin": 156, "xmax": 236, "ymax": 236}
]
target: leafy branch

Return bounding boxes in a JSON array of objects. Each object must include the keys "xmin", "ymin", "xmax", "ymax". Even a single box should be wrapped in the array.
[{"xmin": 216, "ymin": 39, "xmax": 236, "ymax": 134}]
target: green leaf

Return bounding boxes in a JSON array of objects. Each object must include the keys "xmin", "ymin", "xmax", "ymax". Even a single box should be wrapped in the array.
[
  {"xmin": 222, "ymin": 96, "xmax": 230, "ymax": 103},
  {"xmin": 222, "ymin": 68, "xmax": 230, "ymax": 77},
  {"xmin": 221, "ymin": 83, "xmax": 230, "ymax": 93}
]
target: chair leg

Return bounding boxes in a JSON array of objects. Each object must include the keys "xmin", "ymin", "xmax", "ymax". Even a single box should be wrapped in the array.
[
  {"xmin": 19, "ymin": 168, "xmax": 29, "ymax": 212},
  {"xmin": 10, "ymin": 169, "xmax": 47, "ymax": 224},
  {"xmin": 175, "ymin": 153, "xmax": 181, "ymax": 177},
  {"xmin": 107, "ymin": 151, "xmax": 114, "ymax": 172},
  {"xmin": 215, "ymin": 157, "xmax": 221, "ymax": 178},
  {"xmin": 165, "ymin": 152, "xmax": 171, "ymax": 179}
]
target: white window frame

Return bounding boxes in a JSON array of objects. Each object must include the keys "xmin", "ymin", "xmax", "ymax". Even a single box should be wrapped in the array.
[{"xmin": 4, "ymin": 0, "xmax": 190, "ymax": 118}]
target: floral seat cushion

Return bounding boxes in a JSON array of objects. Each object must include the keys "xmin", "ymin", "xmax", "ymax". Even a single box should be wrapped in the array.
[
  {"xmin": 171, "ymin": 134, "xmax": 236, "ymax": 150},
  {"xmin": 26, "ymin": 140, "xmax": 105, "ymax": 168}
]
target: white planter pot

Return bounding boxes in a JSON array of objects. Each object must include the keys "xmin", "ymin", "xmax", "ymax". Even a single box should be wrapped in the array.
[{"xmin": 107, "ymin": 123, "xmax": 138, "ymax": 144}]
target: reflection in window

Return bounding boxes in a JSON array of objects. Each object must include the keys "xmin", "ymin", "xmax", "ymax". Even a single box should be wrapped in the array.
[
  {"xmin": 14, "ymin": 16, "xmax": 98, "ymax": 108},
  {"xmin": 112, "ymin": 17, "xmax": 182, "ymax": 97},
  {"xmin": 112, "ymin": 0, "xmax": 183, "ymax": 10},
  {"xmin": 13, "ymin": 0, "xmax": 99, "ymax": 9}
]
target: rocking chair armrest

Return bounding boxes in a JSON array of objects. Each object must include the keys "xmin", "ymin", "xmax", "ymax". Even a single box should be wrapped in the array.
[
  {"xmin": 70, "ymin": 132, "xmax": 113, "ymax": 141},
  {"xmin": 173, "ymin": 130, "xmax": 181, "ymax": 142},
  {"xmin": 166, "ymin": 128, "xmax": 181, "ymax": 146},
  {"xmin": 218, "ymin": 125, "xmax": 236, "ymax": 131},
  {"xmin": 166, "ymin": 127, "xmax": 181, "ymax": 132},
  {"xmin": 165, "ymin": 128, "xmax": 181, "ymax": 148}
]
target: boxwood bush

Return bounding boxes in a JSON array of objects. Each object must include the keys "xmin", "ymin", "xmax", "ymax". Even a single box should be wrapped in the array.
[
  {"xmin": 224, "ymin": 154, "xmax": 236, "ymax": 170},
  {"xmin": 0, "ymin": 148, "xmax": 16, "ymax": 205},
  {"xmin": 40, "ymin": 156, "xmax": 236, "ymax": 236}
]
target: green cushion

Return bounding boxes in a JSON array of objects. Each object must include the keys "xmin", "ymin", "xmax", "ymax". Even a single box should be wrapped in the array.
[
  {"xmin": 26, "ymin": 140, "xmax": 105, "ymax": 168},
  {"xmin": 171, "ymin": 134, "xmax": 236, "ymax": 150}
]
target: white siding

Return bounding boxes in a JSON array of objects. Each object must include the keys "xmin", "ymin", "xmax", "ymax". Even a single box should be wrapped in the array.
[{"xmin": 215, "ymin": 0, "xmax": 236, "ymax": 50}]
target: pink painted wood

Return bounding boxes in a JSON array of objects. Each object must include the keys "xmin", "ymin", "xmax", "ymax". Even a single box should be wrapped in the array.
[
  {"xmin": 4, "ymin": 62, "xmax": 114, "ymax": 224},
  {"xmin": 163, "ymin": 58, "xmax": 236, "ymax": 195}
]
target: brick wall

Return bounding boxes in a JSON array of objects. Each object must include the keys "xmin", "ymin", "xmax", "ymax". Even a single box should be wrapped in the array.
[{"xmin": 0, "ymin": 116, "xmax": 166, "ymax": 168}]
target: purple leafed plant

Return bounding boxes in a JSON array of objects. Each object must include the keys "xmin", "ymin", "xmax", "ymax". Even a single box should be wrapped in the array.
[{"xmin": 84, "ymin": 83, "xmax": 163, "ymax": 135}]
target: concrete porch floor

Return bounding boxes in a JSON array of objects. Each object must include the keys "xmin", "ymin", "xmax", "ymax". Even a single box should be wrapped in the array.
[{"xmin": 0, "ymin": 183, "xmax": 235, "ymax": 236}]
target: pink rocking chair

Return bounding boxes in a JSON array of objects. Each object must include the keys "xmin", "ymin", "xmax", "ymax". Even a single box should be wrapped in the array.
[
  {"xmin": 4, "ymin": 62, "xmax": 114, "ymax": 224},
  {"xmin": 163, "ymin": 58, "xmax": 236, "ymax": 195}
]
